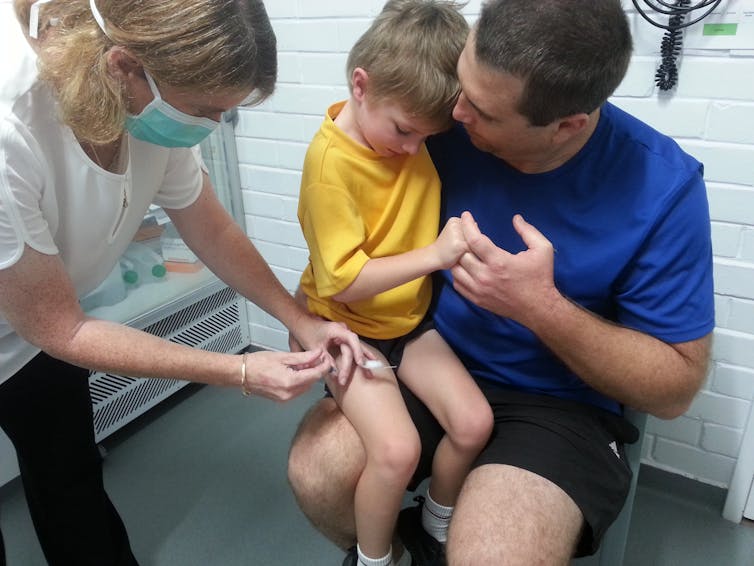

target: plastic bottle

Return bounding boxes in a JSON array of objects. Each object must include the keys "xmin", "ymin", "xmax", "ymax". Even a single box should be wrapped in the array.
[
  {"xmin": 120, "ymin": 256, "xmax": 139, "ymax": 288},
  {"xmin": 122, "ymin": 241, "xmax": 167, "ymax": 285},
  {"xmin": 80, "ymin": 262, "xmax": 128, "ymax": 311}
]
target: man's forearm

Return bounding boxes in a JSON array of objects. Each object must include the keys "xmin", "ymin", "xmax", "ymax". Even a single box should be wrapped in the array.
[{"xmin": 526, "ymin": 292, "xmax": 710, "ymax": 419}]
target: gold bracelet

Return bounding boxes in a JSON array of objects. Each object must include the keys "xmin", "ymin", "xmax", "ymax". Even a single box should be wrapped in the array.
[{"xmin": 240, "ymin": 352, "xmax": 251, "ymax": 396}]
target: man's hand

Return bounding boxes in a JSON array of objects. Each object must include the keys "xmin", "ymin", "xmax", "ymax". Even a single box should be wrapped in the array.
[{"xmin": 451, "ymin": 211, "xmax": 560, "ymax": 326}]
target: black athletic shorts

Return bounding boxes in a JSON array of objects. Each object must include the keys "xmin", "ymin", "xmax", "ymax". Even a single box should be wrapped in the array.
[
  {"xmin": 324, "ymin": 316, "xmax": 434, "ymax": 398},
  {"xmin": 359, "ymin": 316, "xmax": 436, "ymax": 370},
  {"xmin": 399, "ymin": 379, "xmax": 639, "ymax": 557}
]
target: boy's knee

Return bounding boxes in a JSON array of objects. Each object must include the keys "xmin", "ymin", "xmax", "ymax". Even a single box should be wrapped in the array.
[
  {"xmin": 369, "ymin": 433, "xmax": 421, "ymax": 485},
  {"xmin": 451, "ymin": 402, "xmax": 494, "ymax": 452},
  {"xmin": 476, "ymin": 402, "xmax": 495, "ymax": 440}
]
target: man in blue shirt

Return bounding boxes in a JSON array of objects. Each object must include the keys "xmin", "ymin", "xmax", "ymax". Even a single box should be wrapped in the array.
[{"xmin": 288, "ymin": 1, "xmax": 714, "ymax": 564}]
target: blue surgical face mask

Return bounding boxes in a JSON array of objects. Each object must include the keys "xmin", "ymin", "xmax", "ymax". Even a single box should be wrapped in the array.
[{"xmin": 126, "ymin": 72, "xmax": 219, "ymax": 148}]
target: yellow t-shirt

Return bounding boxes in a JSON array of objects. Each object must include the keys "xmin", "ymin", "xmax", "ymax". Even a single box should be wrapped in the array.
[{"xmin": 298, "ymin": 101, "xmax": 440, "ymax": 339}]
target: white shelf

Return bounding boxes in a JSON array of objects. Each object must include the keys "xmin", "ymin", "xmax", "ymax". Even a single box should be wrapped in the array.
[{"xmin": 85, "ymin": 265, "xmax": 220, "ymax": 328}]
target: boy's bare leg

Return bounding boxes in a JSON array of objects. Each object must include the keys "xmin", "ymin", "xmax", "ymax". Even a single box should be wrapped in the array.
[
  {"xmin": 288, "ymin": 387, "xmax": 412, "ymax": 562},
  {"xmin": 448, "ymin": 464, "xmax": 583, "ymax": 565},
  {"xmin": 399, "ymin": 330, "xmax": 493, "ymax": 505},
  {"xmin": 327, "ymin": 348, "xmax": 421, "ymax": 559}
]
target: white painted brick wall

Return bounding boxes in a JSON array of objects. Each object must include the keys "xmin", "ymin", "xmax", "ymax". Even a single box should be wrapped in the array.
[{"xmin": 234, "ymin": 4, "xmax": 754, "ymax": 488}]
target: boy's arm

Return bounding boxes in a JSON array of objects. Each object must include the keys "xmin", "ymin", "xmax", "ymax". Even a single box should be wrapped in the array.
[{"xmin": 333, "ymin": 217, "xmax": 466, "ymax": 303}]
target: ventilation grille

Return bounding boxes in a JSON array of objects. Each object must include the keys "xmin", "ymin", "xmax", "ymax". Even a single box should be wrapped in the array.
[
  {"xmin": 142, "ymin": 287, "xmax": 240, "ymax": 342},
  {"xmin": 89, "ymin": 286, "xmax": 247, "ymax": 441}
]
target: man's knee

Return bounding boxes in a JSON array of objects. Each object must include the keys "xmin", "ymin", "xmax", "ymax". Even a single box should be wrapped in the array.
[
  {"xmin": 447, "ymin": 464, "xmax": 582, "ymax": 566},
  {"xmin": 289, "ymin": 399, "xmax": 335, "ymax": 490},
  {"xmin": 287, "ymin": 398, "xmax": 364, "ymax": 550},
  {"xmin": 287, "ymin": 397, "xmax": 364, "ymax": 500}
]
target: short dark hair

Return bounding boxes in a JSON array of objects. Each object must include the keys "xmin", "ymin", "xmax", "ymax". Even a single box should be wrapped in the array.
[{"xmin": 475, "ymin": 0, "xmax": 632, "ymax": 126}]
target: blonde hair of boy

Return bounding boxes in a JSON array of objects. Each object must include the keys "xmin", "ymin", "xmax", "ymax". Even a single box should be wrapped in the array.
[
  {"xmin": 347, "ymin": 0, "xmax": 468, "ymax": 128},
  {"xmin": 13, "ymin": 0, "xmax": 277, "ymax": 145}
]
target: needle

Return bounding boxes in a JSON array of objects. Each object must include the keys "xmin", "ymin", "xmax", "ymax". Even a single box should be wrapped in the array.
[{"xmin": 359, "ymin": 360, "xmax": 397, "ymax": 370}]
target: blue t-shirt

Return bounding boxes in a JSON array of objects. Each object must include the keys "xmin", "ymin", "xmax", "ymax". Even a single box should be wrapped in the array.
[{"xmin": 428, "ymin": 102, "xmax": 715, "ymax": 414}]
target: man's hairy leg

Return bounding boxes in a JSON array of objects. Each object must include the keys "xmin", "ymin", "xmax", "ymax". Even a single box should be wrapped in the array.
[
  {"xmin": 287, "ymin": 397, "xmax": 366, "ymax": 550},
  {"xmin": 446, "ymin": 464, "xmax": 583, "ymax": 566}
]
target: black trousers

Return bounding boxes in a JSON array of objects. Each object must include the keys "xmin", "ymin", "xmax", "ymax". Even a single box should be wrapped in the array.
[{"xmin": 0, "ymin": 351, "xmax": 138, "ymax": 566}]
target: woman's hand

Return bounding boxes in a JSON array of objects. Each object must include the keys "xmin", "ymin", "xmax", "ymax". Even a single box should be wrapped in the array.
[
  {"xmin": 243, "ymin": 348, "xmax": 332, "ymax": 401},
  {"xmin": 291, "ymin": 316, "xmax": 368, "ymax": 387}
]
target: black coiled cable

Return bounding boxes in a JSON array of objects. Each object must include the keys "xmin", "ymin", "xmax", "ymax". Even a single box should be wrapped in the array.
[
  {"xmin": 655, "ymin": 1, "xmax": 689, "ymax": 90},
  {"xmin": 630, "ymin": 0, "xmax": 723, "ymax": 91}
]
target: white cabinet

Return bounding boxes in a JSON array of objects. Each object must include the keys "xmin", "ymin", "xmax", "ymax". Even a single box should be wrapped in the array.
[
  {"xmin": 723, "ymin": 396, "xmax": 754, "ymax": 523},
  {"xmin": 0, "ymin": 113, "xmax": 250, "ymax": 487},
  {"xmin": 744, "ymin": 478, "xmax": 754, "ymax": 520}
]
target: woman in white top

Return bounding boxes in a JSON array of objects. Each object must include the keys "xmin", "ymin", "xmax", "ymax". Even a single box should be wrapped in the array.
[{"xmin": 0, "ymin": 1, "xmax": 364, "ymax": 564}]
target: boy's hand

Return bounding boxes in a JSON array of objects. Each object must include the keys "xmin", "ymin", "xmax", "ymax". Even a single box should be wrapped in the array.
[{"xmin": 432, "ymin": 216, "xmax": 469, "ymax": 270}]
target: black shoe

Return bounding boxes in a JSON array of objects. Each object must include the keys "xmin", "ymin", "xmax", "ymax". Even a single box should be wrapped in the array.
[
  {"xmin": 397, "ymin": 496, "xmax": 446, "ymax": 566},
  {"xmin": 342, "ymin": 546, "xmax": 357, "ymax": 566}
]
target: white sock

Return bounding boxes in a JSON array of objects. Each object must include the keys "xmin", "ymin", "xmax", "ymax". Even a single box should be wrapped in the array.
[
  {"xmin": 357, "ymin": 544, "xmax": 393, "ymax": 566},
  {"xmin": 422, "ymin": 490, "xmax": 453, "ymax": 543}
]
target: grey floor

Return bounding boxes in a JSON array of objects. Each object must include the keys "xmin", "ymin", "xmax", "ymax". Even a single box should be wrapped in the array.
[{"xmin": 1, "ymin": 383, "xmax": 753, "ymax": 566}]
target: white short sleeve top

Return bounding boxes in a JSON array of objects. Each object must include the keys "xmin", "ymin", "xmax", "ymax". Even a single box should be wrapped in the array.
[{"xmin": 0, "ymin": 7, "xmax": 204, "ymax": 382}]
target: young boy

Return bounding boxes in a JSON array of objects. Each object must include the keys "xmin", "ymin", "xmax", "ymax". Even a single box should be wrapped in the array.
[{"xmin": 297, "ymin": 2, "xmax": 492, "ymax": 565}]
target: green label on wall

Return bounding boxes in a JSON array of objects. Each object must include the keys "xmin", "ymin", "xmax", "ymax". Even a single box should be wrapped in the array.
[{"xmin": 702, "ymin": 23, "xmax": 738, "ymax": 36}]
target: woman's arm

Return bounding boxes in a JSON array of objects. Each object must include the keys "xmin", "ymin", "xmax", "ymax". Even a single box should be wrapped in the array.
[
  {"xmin": 0, "ymin": 245, "xmax": 336, "ymax": 401},
  {"xmin": 165, "ymin": 174, "xmax": 364, "ymax": 382}
]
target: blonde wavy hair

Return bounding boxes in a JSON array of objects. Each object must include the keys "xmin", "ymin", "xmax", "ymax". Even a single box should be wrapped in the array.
[
  {"xmin": 14, "ymin": 0, "xmax": 277, "ymax": 144},
  {"xmin": 347, "ymin": 0, "xmax": 468, "ymax": 129}
]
